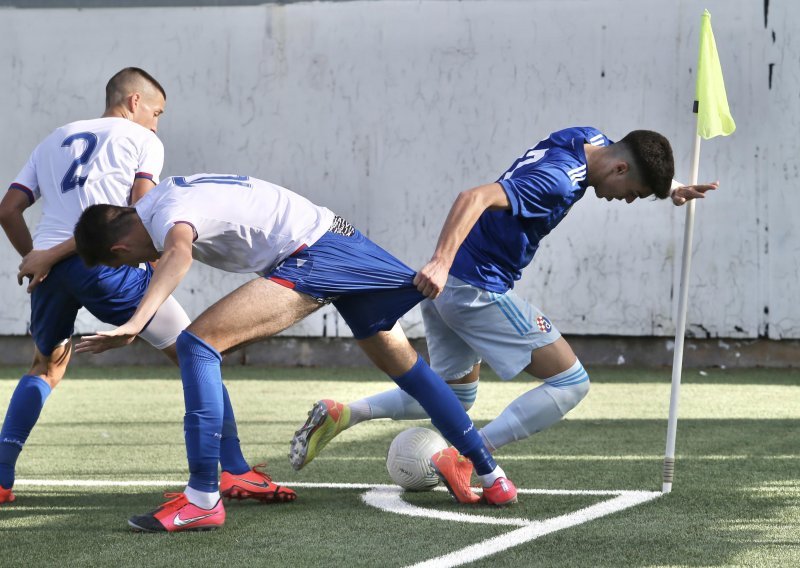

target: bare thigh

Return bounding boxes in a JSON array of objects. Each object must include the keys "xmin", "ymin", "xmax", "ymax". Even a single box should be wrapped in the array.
[
  {"xmin": 523, "ymin": 337, "xmax": 578, "ymax": 379},
  {"xmin": 188, "ymin": 278, "xmax": 322, "ymax": 354}
]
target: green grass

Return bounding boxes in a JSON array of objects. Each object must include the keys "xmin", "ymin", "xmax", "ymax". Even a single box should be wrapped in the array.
[{"xmin": 0, "ymin": 365, "xmax": 798, "ymax": 567}]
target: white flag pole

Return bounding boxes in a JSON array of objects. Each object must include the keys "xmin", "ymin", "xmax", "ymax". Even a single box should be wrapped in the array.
[{"xmin": 662, "ymin": 130, "xmax": 702, "ymax": 494}]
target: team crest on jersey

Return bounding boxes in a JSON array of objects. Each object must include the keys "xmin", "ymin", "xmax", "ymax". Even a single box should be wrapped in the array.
[{"xmin": 536, "ymin": 316, "xmax": 552, "ymax": 333}]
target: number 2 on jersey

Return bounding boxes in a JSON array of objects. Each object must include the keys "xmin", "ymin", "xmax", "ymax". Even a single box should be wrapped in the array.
[{"xmin": 60, "ymin": 132, "xmax": 98, "ymax": 193}]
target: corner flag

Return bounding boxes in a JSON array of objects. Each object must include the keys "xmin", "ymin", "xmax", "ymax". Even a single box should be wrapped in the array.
[
  {"xmin": 695, "ymin": 10, "xmax": 736, "ymax": 139},
  {"xmin": 663, "ymin": 10, "xmax": 735, "ymax": 493}
]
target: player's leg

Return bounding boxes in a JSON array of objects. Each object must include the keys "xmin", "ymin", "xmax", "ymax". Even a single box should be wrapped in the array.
[
  {"xmin": 0, "ymin": 264, "xmax": 80, "ymax": 503},
  {"xmin": 347, "ymin": 299, "xmax": 481, "ymax": 425},
  {"xmin": 138, "ymin": 293, "xmax": 268, "ymax": 497},
  {"xmin": 130, "ymin": 278, "xmax": 318, "ymax": 531},
  {"xmin": 479, "ymin": 337, "xmax": 589, "ymax": 452},
  {"xmin": 356, "ymin": 324, "xmax": 515, "ymax": 505},
  {"xmin": 445, "ymin": 283, "xmax": 590, "ymax": 454},
  {"xmin": 290, "ymin": 298, "xmax": 483, "ymax": 471},
  {"xmin": 0, "ymin": 343, "xmax": 71, "ymax": 503}
]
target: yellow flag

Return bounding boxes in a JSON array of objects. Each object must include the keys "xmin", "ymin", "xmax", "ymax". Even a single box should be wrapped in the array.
[{"xmin": 695, "ymin": 10, "xmax": 735, "ymax": 138}]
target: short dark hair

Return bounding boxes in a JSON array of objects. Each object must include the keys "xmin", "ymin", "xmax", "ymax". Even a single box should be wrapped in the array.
[
  {"xmin": 74, "ymin": 204, "xmax": 139, "ymax": 267},
  {"xmin": 616, "ymin": 130, "xmax": 674, "ymax": 199},
  {"xmin": 105, "ymin": 67, "xmax": 166, "ymax": 108}
]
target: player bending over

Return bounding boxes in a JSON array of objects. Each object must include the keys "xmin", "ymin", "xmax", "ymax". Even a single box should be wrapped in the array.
[
  {"xmin": 0, "ymin": 69, "xmax": 289, "ymax": 506},
  {"xmin": 72, "ymin": 173, "xmax": 517, "ymax": 533},
  {"xmin": 288, "ymin": 127, "xmax": 718, "ymax": 501}
]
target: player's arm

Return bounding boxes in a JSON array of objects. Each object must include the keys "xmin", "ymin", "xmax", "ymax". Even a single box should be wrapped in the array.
[
  {"xmin": 130, "ymin": 177, "xmax": 157, "ymax": 205},
  {"xmin": 0, "ymin": 189, "xmax": 34, "ymax": 257},
  {"xmin": 75, "ymin": 222, "xmax": 195, "ymax": 354},
  {"xmin": 414, "ymin": 182, "xmax": 510, "ymax": 299},
  {"xmin": 669, "ymin": 179, "xmax": 719, "ymax": 205},
  {"xmin": 17, "ymin": 179, "xmax": 160, "ymax": 292}
]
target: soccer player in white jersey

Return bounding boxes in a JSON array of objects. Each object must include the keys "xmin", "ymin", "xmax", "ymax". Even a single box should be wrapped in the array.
[
  {"xmin": 0, "ymin": 69, "xmax": 292, "ymax": 506},
  {"xmin": 72, "ymin": 173, "xmax": 518, "ymax": 532},
  {"xmin": 290, "ymin": 127, "xmax": 718, "ymax": 501}
]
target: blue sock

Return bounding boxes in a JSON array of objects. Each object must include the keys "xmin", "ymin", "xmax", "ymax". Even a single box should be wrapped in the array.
[
  {"xmin": 0, "ymin": 375, "xmax": 52, "ymax": 489},
  {"xmin": 220, "ymin": 384, "xmax": 250, "ymax": 475},
  {"xmin": 391, "ymin": 356, "xmax": 496, "ymax": 475},
  {"xmin": 176, "ymin": 331, "xmax": 224, "ymax": 493}
]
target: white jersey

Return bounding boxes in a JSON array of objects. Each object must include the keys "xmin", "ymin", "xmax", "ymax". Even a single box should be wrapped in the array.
[
  {"xmin": 11, "ymin": 117, "xmax": 164, "ymax": 249},
  {"xmin": 135, "ymin": 174, "xmax": 335, "ymax": 274}
]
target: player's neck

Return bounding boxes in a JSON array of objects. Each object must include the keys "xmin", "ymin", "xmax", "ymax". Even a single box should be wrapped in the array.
[
  {"xmin": 583, "ymin": 143, "xmax": 604, "ymax": 186},
  {"xmin": 101, "ymin": 107, "xmax": 129, "ymax": 120}
]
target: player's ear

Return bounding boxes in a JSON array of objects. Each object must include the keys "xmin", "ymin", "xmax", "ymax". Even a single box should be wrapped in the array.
[
  {"xmin": 127, "ymin": 92, "xmax": 141, "ymax": 113},
  {"xmin": 109, "ymin": 243, "xmax": 129, "ymax": 255},
  {"xmin": 614, "ymin": 160, "xmax": 630, "ymax": 176}
]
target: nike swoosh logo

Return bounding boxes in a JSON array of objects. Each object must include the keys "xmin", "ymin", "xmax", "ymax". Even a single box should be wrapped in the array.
[
  {"xmin": 235, "ymin": 478, "xmax": 270, "ymax": 489},
  {"xmin": 173, "ymin": 512, "xmax": 215, "ymax": 527}
]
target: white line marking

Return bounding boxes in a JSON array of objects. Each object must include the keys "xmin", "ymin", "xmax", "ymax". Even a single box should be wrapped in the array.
[
  {"xmin": 12, "ymin": 478, "xmax": 659, "ymax": 567},
  {"xmin": 15, "ymin": 479, "xmax": 184, "ymax": 487},
  {"xmin": 362, "ymin": 487, "xmax": 530, "ymax": 526},
  {"xmin": 14, "ymin": 479, "xmax": 638, "ymax": 495},
  {"xmin": 400, "ymin": 491, "xmax": 662, "ymax": 568},
  {"xmin": 312, "ymin": 454, "xmax": 800, "ymax": 462}
]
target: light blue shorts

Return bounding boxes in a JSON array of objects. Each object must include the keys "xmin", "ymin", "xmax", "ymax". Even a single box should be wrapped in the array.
[{"xmin": 421, "ymin": 275, "xmax": 561, "ymax": 380}]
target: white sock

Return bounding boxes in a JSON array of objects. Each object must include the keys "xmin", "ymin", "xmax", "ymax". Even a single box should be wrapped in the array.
[
  {"xmin": 184, "ymin": 486, "xmax": 220, "ymax": 509},
  {"xmin": 479, "ymin": 360, "xmax": 589, "ymax": 453},
  {"xmin": 478, "ymin": 465, "xmax": 506, "ymax": 488},
  {"xmin": 349, "ymin": 381, "xmax": 479, "ymax": 425},
  {"xmin": 347, "ymin": 399, "xmax": 372, "ymax": 426}
]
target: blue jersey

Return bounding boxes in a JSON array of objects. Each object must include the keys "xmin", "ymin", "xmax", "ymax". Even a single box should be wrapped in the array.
[{"xmin": 450, "ymin": 126, "xmax": 611, "ymax": 293}]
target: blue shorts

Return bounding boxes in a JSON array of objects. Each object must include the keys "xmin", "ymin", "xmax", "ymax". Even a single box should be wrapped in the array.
[
  {"xmin": 30, "ymin": 256, "xmax": 153, "ymax": 356},
  {"xmin": 266, "ymin": 230, "xmax": 424, "ymax": 339}
]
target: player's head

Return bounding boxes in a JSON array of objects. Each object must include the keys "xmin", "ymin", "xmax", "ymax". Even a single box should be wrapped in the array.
[
  {"xmin": 74, "ymin": 204, "xmax": 155, "ymax": 268},
  {"xmin": 592, "ymin": 130, "xmax": 674, "ymax": 203},
  {"xmin": 104, "ymin": 67, "xmax": 166, "ymax": 133}
]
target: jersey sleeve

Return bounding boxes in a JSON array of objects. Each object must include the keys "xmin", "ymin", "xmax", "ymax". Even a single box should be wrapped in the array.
[
  {"xmin": 135, "ymin": 135, "xmax": 164, "ymax": 185},
  {"xmin": 9, "ymin": 146, "xmax": 42, "ymax": 205},
  {"xmin": 140, "ymin": 197, "xmax": 200, "ymax": 252},
  {"xmin": 498, "ymin": 162, "xmax": 572, "ymax": 219}
]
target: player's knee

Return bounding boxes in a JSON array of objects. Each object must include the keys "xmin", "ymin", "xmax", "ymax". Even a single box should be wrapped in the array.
[
  {"xmin": 29, "ymin": 344, "xmax": 70, "ymax": 389},
  {"xmin": 543, "ymin": 361, "xmax": 590, "ymax": 415},
  {"xmin": 447, "ymin": 379, "xmax": 479, "ymax": 412}
]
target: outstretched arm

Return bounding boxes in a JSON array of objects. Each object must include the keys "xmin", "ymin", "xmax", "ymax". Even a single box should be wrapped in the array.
[
  {"xmin": 75, "ymin": 222, "xmax": 195, "ymax": 354},
  {"xmin": 669, "ymin": 180, "xmax": 719, "ymax": 206},
  {"xmin": 414, "ymin": 182, "xmax": 510, "ymax": 299}
]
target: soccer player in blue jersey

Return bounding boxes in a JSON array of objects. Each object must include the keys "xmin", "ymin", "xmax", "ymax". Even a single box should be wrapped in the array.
[
  {"xmin": 72, "ymin": 172, "xmax": 516, "ymax": 532},
  {"xmin": 0, "ymin": 69, "xmax": 290, "ymax": 506},
  {"xmin": 291, "ymin": 127, "xmax": 718, "ymax": 501}
]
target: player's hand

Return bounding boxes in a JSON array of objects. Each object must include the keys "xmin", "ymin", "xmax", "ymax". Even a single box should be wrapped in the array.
[
  {"xmin": 75, "ymin": 324, "xmax": 141, "ymax": 355},
  {"xmin": 414, "ymin": 258, "xmax": 450, "ymax": 299},
  {"xmin": 671, "ymin": 181, "xmax": 719, "ymax": 206},
  {"xmin": 17, "ymin": 249, "xmax": 55, "ymax": 293}
]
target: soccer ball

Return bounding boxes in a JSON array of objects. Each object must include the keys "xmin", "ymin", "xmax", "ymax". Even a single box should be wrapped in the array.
[{"xmin": 386, "ymin": 427, "xmax": 448, "ymax": 491}]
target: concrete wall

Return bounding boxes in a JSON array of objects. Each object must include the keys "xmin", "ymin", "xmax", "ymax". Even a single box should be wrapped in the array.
[{"xmin": 0, "ymin": 0, "xmax": 797, "ymax": 342}]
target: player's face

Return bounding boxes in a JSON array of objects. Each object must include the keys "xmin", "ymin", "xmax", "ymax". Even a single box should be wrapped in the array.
[
  {"xmin": 131, "ymin": 92, "xmax": 166, "ymax": 134},
  {"xmin": 594, "ymin": 171, "xmax": 651, "ymax": 203}
]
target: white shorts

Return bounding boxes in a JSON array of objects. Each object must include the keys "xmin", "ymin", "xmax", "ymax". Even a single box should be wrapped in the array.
[
  {"xmin": 139, "ymin": 295, "xmax": 191, "ymax": 350},
  {"xmin": 421, "ymin": 275, "xmax": 560, "ymax": 381}
]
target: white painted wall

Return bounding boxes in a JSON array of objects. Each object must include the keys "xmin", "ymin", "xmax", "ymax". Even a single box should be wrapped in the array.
[{"xmin": 0, "ymin": 1, "xmax": 796, "ymax": 340}]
